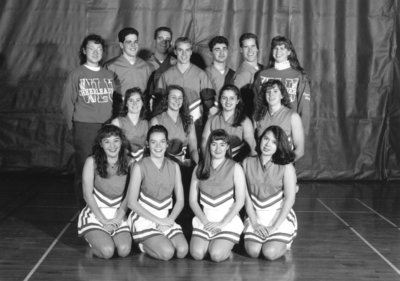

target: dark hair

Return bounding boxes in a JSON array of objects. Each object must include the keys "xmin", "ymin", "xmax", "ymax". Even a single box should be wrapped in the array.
[
  {"xmin": 267, "ymin": 36, "xmax": 305, "ymax": 74},
  {"xmin": 120, "ymin": 87, "xmax": 147, "ymax": 119},
  {"xmin": 196, "ymin": 129, "xmax": 232, "ymax": 180},
  {"xmin": 239, "ymin": 33, "xmax": 259, "ymax": 49},
  {"xmin": 258, "ymin": 126, "xmax": 295, "ymax": 164},
  {"xmin": 218, "ymin": 84, "xmax": 245, "ymax": 127},
  {"xmin": 154, "ymin": 26, "xmax": 172, "ymax": 40},
  {"xmin": 92, "ymin": 125, "xmax": 131, "ymax": 177},
  {"xmin": 253, "ymin": 79, "xmax": 291, "ymax": 121},
  {"xmin": 145, "ymin": 125, "xmax": 169, "ymax": 156},
  {"xmin": 118, "ymin": 27, "xmax": 139, "ymax": 43},
  {"xmin": 208, "ymin": 36, "xmax": 229, "ymax": 51},
  {"xmin": 174, "ymin": 37, "xmax": 192, "ymax": 50},
  {"xmin": 161, "ymin": 85, "xmax": 193, "ymax": 135},
  {"xmin": 79, "ymin": 34, "xmax": 105, "ymax": 65}
]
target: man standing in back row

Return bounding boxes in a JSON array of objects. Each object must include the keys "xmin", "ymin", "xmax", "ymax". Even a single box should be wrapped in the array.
[{"xmin": 105, "ymin": 27, "xmax": 154, "ymax": 115}]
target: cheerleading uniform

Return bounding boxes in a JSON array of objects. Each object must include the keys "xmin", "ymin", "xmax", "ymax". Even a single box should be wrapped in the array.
[
  {"xmin": 192, "ymin": 159, "xmax": 244, "ymax": 243},
  {"xmin": 78, "ymin": 163, "xmax": 130, "ymax": 237},
  {"xmin": 129, "ymin": 157, "xmax": 183, "ymax": 242},
  {"xmin": 242, "ymin": 156, "xmax": 297, "ymax": 245},
  {"xmin": 118, "ymin": 116, "xmax": 149, "ymax": 161}
]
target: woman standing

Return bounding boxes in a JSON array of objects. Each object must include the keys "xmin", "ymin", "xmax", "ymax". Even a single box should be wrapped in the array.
[
  {"xmin": 127, "ymin": 125, "xmax": 188, "ymax": 260},
  {"xmin": 253, "ymin": 35, "xmax": 311, "ymax": 134},
  {"xmin": 243, "ymin": 125, "xmax": 297, "ymax": 260},
  {"xmin": 150, "ymin": 85, "xmax": 199, "ymax": 166},
  {"xmin": 253, "ymin": 79, "xmax": 304, "ymax": 161},
  {"xmin": 111, "ymin": 87, "xmax": 149, "ymax": 162},
  {"xmin": 61, "ymin": 34, "xmax": 119, "ymax": 207},
  {"xmin": 77, "ymin": 125, "xmax": 132, "ymax": 259},
  {"xmin": 189, "ymin": 129, "xmax": 246, "ymax": 262},
  {"xmin": 201, "ymin": 84, "xmax": 256, "ymax": 162}
]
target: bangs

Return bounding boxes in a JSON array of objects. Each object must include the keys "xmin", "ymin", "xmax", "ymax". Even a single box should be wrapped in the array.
[{"xmin": 210, "ymin": 132, "xmax": 230, "ymax": 144}]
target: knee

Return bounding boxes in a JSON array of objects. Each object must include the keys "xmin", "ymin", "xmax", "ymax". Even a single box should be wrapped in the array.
[
  {"xmin": 209, "ymin": 248, "xmax": 230, "ymax": 263},
  {"xmin": 97, "ymin": 244, "xmax": 115, "ymax": 259},
  {"xmin": 116, "ymin": 243, "xmax": 131, "ymax": 258},
  {"xmin": 176, "ymin": 243, "xmax": 189, "ymax": 259},
  {"xmin": 262, "ymin": 246, "xmax": 283, "ymax": 261},
  {"xmin": 156, "ymin": 244, "xmax": 175, "ymax": 261},
  {"xmin": 245, "ymin": 245, "xmax": 260, "ymax": 258},
  {"xmin": 190, "ymin": 246, "xmax": 206, "ymax": 260}
]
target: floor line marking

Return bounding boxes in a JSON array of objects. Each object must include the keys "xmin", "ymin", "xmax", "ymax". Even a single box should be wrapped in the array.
[
  {"xmin": 355, "ymin": 198, "xmax": 400, "ymax": 230},
  {"xmin": 23, "ymin": 211, "xmax": 79, "ymax": 281},
  {"xmin": 317, "ymin": 199, "xmax": 400, "ymax": 276}
]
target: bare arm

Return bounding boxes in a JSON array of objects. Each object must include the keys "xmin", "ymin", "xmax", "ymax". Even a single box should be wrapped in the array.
[
  {"xmin": 242, "ymin": 117, "xmax": 257, "ymax": 156},
  {"xmin": 168, "ymin": 163, "xmax": 185, "ymax": 221},
  {"xmin": 269, "ymin": 163, "xmax": 297, "ymax": 232},
  {"xmin": 189, "ymin": 167, "xmax": 209, "ymax": 224},
  {"xmin": 291, "ymin": 112, "xmax": 305, "ymax": 161},
  {"xmin": 188, "ymin": 123, "xmax": 199, "ymax": 164},
  {"xmin": 219, "ymin": 163, "xmax": 246, "ymax": 227},
  {"xmin": 201, "ymin": 118, "xmax": 212, "ymax": 157},
  {"xmin": 82, "ymin": 157, "xmax": 108, "ymax": 224}
]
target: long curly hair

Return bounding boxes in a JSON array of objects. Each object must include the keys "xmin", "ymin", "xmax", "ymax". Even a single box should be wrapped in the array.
[
  {"xmin": 258, "ymin": 125, "xmax": 295, "ymax": 165},
  {"xmin": 218, "ymin": 84, "xmax": 246, "ymax": 127},
  {"xmin": 266, "ymin": 36, "xmax": 306, "ymax": 75},
  {"xmin": 196, "ymin": 129, "xmax": 232, "ymax": 180},
  {"xmin": 161, "ymin": 85, "xmax": 193, "ymax": 135},
  {"xmin": 92, "ymin": 125, "xmax": 131, "ymax": 177},
  {"xmin": 120, "ymin": 87, "xmax": 147, "ymax": 119},
  {"xmin": 253, "ymin": 79, "xmax": 291, "ymax": 122}
]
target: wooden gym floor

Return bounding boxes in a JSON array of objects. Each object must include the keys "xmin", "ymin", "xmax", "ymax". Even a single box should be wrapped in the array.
[{"xmin": 0, "ymin": 173, "xmax": 399, "ymax": 281}]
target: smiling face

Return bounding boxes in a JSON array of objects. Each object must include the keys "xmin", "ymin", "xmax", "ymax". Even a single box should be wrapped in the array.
[
  {"xmin": 240, "ymin": 38, "xmax": 258, "ymax": 63},
  {"xmin": 212, "ymin": 43, "xmax": 228, "ymax": 63},
  {"xmin": 101, "ymin": 135, "xmax": 122, "ymax": 159},
  {"xmin": 155, "ymin": 30, "xmax": 172, "ymax": 54},
  {"xmin": 210, "ymin": 139, "xmax": 229, "ymax": 160},
  {"xmin": 167, "ymin": 88, "xmax": 183, "ymax": 112},
  {"xmin": 265, "ymin": 84, "xmax": 283, "ymax": 107},
  {"xmin": 126, "ymin": 92, "xmax": 143, "ymax": 114},
  {"xmin": 259, "ymin": 130, "xmax": 277, "ymax": 157},
  {"xmin": 272, "ymin": 44, "xmax": 291, "ymax": 63},
  {"xmin": 83, "ymin": 41, "xmax": 103, "ymax": 66},
  {"xmin": 220, "ymin": 89, "xmax": 239, "ymax": 112},
  {"xmin": 120, "ymin": 33, "xmax": 139, "ymax": 58},
  {"xmin": 175, "ymin": 42, "xmax": 192, "ymax": 64},
  {"xmin": 148, "ymin": 131, "xmax": 168, "ymax": 159}
]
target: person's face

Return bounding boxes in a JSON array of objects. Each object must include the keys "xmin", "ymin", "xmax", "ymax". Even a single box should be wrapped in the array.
[
  {"xmin": 83, "ymin": 41, "xmax": 103, "ymax": 65},
  {"xmin": 265, "ymin": 84, "xmax": 283, "ymax": 106},
  {"xmin": 167, "ymin": 89, "xmax": 183, "ymax": 111},
  {"xmin": 220, "ymin": 89, "xmax": 239, "ymax": 112},
  {"xmin": 155, "ymin": 30, "xmax": 172, "ymax": 54},
  {"xmin": 120, "ymin": 34, "xmax": 139, "ymax": 58},
  {"xmin": 101, "ymin": 135, "xmax": 121, "ymax": 158},
  {"xmin": 240, "ymin": 38, "xmax": 258, "ymax": 63},
  {"xmin": 148, "ymin": 132, "xmax": 168, "ymax": 158},
  {"xmin": 272, "ymin": 44, "xmax": 291, "ymax": 63},
  {"xmin": 175, "ymin": 42, "xmax": 192, "ymax": 64},
  {"xmin": 212, "ymin": 43, "xmax": 228, "ymax": 63},
  {"xmin": 260, "ymin": 131, "xmax": 277, "ymax": 156},
  {"xmin": 126, "ymin": 92, "xmax": 143, "ymax": 114},
  {"xmin": 210, "ymin": 139, "xmax": 229, "ymax": 160}
]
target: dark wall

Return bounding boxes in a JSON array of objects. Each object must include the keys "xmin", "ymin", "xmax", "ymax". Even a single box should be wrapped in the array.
[{"xmin": 0, "ymin": 0, "xmax": 399, "ymax": 180}]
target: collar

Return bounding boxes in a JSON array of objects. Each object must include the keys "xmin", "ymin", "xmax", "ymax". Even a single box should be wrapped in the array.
[{"xmin": 274, "ymin": 60, "xmax": 290, "ymax": 70}]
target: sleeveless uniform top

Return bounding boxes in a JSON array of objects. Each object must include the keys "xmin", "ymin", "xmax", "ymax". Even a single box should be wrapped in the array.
[
  {"xmin": 118, "ymin": 117, "xmax": 148, "ymax": 156},
  {"xmin": 138, "ymin": 157, "xmax": 176, "ymax": 211},
  {"xmin": 198, "ymin": 158, "xmax": 236, "ymax": 210},
  {"xmin": 243, "ymin": 156, "xmax": 285, "ymax": 210},
  {"xmin": 255, "ymin": 106, "xmax": 293, "ymax": 146},
  {"xmin": 93, "ymin": 164, "xmax": 128, "ymax": 200},
  {"xmin": 155, "ymin": 111, "xmax": 188, "ymax": 160},
  {"xmin": 209, "ymin": 113, "xmax": 244, "ymax": 157}
]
